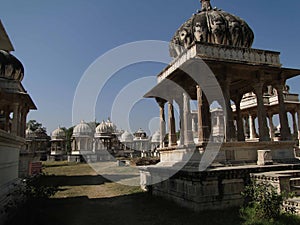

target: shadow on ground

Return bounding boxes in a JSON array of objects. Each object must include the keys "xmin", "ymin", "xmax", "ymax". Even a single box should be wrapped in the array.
[{"xmin": 7, "ymin": 192, "xmax": 242, "ymax": 225}]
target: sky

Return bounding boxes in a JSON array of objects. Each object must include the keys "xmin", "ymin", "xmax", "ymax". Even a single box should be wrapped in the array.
[{"xmin": 1, "ymin": 0, "xmax": 300, "ymax": 135}]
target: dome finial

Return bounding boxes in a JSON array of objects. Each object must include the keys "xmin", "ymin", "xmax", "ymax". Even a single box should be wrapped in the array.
[{"xmin": 200, "ymin": 0, "xmax": 212, "ymax": 11}]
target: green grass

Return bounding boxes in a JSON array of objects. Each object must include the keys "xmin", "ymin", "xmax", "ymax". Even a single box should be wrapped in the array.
[{"xmin": 6, "ymin": 161, "xmax": 286, "ymax": 225}]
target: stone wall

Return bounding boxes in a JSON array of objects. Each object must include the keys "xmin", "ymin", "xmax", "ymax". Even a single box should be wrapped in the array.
[
  {"xmin": 0, "ymin": 130, "xmax": 24, "ymax": 225},
  {"xmin": 141, "ymin": 164, "xmax": 300, "ymax": 212}
]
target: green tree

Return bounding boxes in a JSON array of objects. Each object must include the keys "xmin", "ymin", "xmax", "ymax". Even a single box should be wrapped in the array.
[{"xmin": 26, "ymin": 120, "xmax": 47, "ymax": 133}]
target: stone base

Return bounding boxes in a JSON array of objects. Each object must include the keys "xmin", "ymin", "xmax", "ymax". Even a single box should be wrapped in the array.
[
  {"xmin": 158, "ymin": 141, "xmax": 298, "ymax": 168},
  {"xmin": 140, "ymin": 141, "xmax": 300, "ymax": 212},
  {"xmin": 140, "ymin": 164, "xmax": 300, "ymax": 212}
]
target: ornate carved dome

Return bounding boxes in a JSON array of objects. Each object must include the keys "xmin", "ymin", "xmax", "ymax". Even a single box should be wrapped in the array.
[
  {"xmin": 106, "ymin": 118, "xmax": 117, "ymax": 133},
  {"xmin": 95, "ymin": 118, "xmax": 117, "ymax": 135},
  {"xmin": 51, "ymin": 127, "xmax": 66, "ymax": 140},
  {"xmin": 121, "ymin": 131, "xmax": 134, "ymax": 143},
  {"xmin": 169, "ymin": 0, "xmax": 254, "ymax": 58},
  {"xmin": 25, "ymin": 127, "xmax": 36, "ymax": 139},
  {"xmin": 73, "ymin": 121, "xmax": 93, "ymax": 137},
  {"xmin": 95, "ymin": 120, "xmax": 108, "ymax": 135},
  {"xmin": 134, "ymin": 128, "xmax": 147, "ymax": 139},
  {"xmin": 0, "ymin": 50, "xmax": 24, "ymax": 81},
  {"xmin": 151, "ymin": 131, "xmax": 161, "ymax": 143}
]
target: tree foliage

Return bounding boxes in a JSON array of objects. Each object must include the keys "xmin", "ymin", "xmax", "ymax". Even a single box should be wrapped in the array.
[{"xmin": 26, "ymin": 120, "xmax": 47, "ymax": 133}]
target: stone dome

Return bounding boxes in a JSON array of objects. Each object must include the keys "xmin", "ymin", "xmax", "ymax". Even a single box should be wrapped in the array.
[
  {"xmin": 0, "ymin": 50, "xmax": 24, "ymax": 81},
  {"xmin": 121, "ymin": 131, "xmax": 134, "ymax": 142},
  {"xmin": 134, "ymin": 128, "xmax": 147, "ymax": 139},
  {"xmin": 151, "ymin": 131, "xmax": 161, "ymax": 143},
  {"xmin": 106, "ymin": 118, "xmax": 116, "ymax": 133},
  {"xmin": 169, "ymin": 0, "xmax": 254, "ymax": 58},
  {"xmin": 73, "ymin": 121, "xmax": 93, "ymax": 137},
  {"xmin": 51, "ymin": 127, "xmax": 66, "ymax": 140},
  {"xmin": 95, "ymin": 121, "xmax": 108, "ymax": 134},
  {"xmin": 25, "ymin": 127, "xmax": 36, "ymax": 139}
]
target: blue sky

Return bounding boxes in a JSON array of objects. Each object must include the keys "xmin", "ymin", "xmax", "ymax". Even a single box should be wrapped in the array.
[{"xmin": 1, "ymin": 0, "xmax": 300, "ymax": 135}]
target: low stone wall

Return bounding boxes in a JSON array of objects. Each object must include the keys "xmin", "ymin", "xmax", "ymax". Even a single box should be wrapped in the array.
[
  {"xmin": 141, "ymin": 164, "xmax": 300, "ymax": 212},
  {"xmin": 0, "ymin": 130, "xmax": 24, "ymax": 225}
]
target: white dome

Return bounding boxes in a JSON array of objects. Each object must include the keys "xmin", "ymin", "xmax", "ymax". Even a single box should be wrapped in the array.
[
  {"xmin": 151, "ymin": 131, "xmax": 161, "ymax": 143},
  {"xmin": 106, "ymin": 118, "xmax": 116, "ymax": 133},
  {"xmin": 25, "ymin": 127, "xmax": 36, "ymax": 139},
  {"xmin": 51, "ymin": 127, "xmax": 66, "ymax": 140},
  {"xmin": 121, "ymin": 131, "xmax": 133, "ymax": 142},
  {"xmin": 73, "ymin": 121, "xmax": 93, "ymax": 137},
  {"xmin": 95, "ymin": 121, "xmax": 108, "ymax": 134}
]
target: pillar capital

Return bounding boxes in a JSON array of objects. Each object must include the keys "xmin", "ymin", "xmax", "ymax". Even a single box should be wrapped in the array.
[{"xmin": 156, "ymin": 98, "xmax": 167, "ymax": 107}]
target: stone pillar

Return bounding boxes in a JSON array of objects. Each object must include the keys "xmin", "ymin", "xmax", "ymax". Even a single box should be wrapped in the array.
[
  {"xmin": 244, "ymin": 116, "xmax": 250, "ymax": 139},
  {"xmin": 253, "ymin": 83, "xmax": 270, "ymax": 141},
  {"xmin": 291, "ymin": 111, "xmax": 298, "ymax": 137},
  {"xmin": 268, "ymin": 114, "xmax": 275, "ymax": 141},
  {"xmin": 11, "ymin": 103, "xmax": 20, "ymax": 136},
  {"xmin": 197, "ymin": 85, "xmax": 204, "ymax": 144},
  {"xmin": 274, "ymin": 83, "xmax": 291, "ymax": 140},
  {"xmin": 221, "ymin": 79, "xmax": 235, "ymax": 142},
  {"xmin": 175, "ymin": 97, "xmax": 184, "ymax": 146},
  {"xmin": 4, "ymin": 106, "xmax": 10, "ymax": 132},
  {"xmin": 168, "ymin": 101, "xmax": 177, "ymax": 147},
  {"xmin": 233, "ymin": 95, "xmax": 245, "ymax": 141},
  {"xmin": 183, "ymin": 93, "xmax": 194, "ymax": 145},
  {"xmin": 20, "ymin": 107, "xmax": 28, "ymax": 138},
  {"xmin": 158, "ymin": 100, "xmax": 166, "ymax": 148},
  {"xmin": 249, "ymin": 114, "xmax": 257, "ymax": 140},
  {"xmin": 297, "ymin": 109, "xmax": 300, "ymax": 145}
]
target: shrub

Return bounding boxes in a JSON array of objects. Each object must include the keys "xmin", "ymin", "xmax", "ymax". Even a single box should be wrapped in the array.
[
  {"xmin": 3, "ymin": 173, "xmax": 58, "ymax": 221},
  {"xmin": 240, "ymin": 181, "xmax": 296, "ymax": 225}
]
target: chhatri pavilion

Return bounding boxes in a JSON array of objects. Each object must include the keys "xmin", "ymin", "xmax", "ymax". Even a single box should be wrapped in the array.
[{"xmin": 141, "ymin": 0, "xmax": 300, "ymax": 212}]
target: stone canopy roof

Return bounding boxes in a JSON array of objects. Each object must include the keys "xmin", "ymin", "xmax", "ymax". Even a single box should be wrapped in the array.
[{"xmin": 170, "ymin": 0, "xmax": 254, "ymax": 58}]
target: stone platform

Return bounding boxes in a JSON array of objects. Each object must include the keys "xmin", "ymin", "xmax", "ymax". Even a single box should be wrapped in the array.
[{"xmin": 140, "ymin": 141, "xmax": 300, "ymax": 212}]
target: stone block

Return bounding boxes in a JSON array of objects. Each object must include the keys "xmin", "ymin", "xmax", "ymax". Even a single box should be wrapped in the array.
[{"xmin": 257, "ymin": 150, "xmax": 273, "ymax": 166}]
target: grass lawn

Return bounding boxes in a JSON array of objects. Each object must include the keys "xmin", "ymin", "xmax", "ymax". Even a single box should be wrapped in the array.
[{"xmin": 7, "ymin": 161, "xmax": 243, "ymax": 225}]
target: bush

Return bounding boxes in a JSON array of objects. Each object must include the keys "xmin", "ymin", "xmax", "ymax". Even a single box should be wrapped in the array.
[
  {"xmin": 240, "ymin": 181, "xmax": 297, "ymax": 225},
  {"xmin": 3, "ymin": 173, "xmax": 58, "ymax": 223}
]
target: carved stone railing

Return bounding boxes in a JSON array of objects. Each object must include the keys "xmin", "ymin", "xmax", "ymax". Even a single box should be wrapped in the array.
[
  {"xmin": 196, "ymin": 43, "xmax": 281, "ymax": 67},
  {"xmin": 157, "ymin": 43, "xmax": 281, "ymax": 83}
]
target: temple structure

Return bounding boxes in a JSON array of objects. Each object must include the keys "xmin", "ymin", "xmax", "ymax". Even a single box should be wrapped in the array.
[
  {"xmin": 0, "ymin": 20, "xmax": 36, "ymax": 221},
  {"xmin": 140, "ymin": 0, "xmax": 300, "ymax": 212},
  {"xmin": 68, "ymin": 119, "xmax": 159, "ymax": 162}
]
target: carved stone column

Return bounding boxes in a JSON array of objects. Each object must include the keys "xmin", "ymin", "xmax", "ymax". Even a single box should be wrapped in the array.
[
  {"xmin": 168, "ymin": 101, "xmax": 177, "ymax": 147},
  {"xmin": 244, "ymin": 115, "xmax": 250, "ymax": 139},
  {"xmin": 183, "ymin": 93, "xmax": 194, "ymax": 145},
  {"xmin": 253, "ymin": 83, "xmax": 270, "ymax": 141},
  {"xmin": 267, "ymin": 114, "xmax": 275, "ymax": 141},
  {"xmin": 175, "ymin": 97, "xmax": 184, "ymax": 146},
  {"xmin": 158, "ymin": 100, "xmax": 166, "ymax": 148},
  {"xmin": 291, "ymin": 111, "xmax": 298, "ymax": 137},
  {"xmin": 11, "ymin": 103, "xmax": 20, "ymax": 136},
  {"xmin": 274, "ymin": 83, "xmax": 291, "ymax": 140},
  {"xmin": 4, "ymin": 105, "xmax": 10, "ymax": 132},
  {"xmin": 20, "ymin": 107, "xmax": 28, "ymax": 138},
  {"xmin": 233, "ymin": 95, "xmax": 245, "ymax": 141},
  {"xmin": 249, "ymin": 114, "xmax": 257, "ymax": 140},
  {"xmin": 221, "ymin": 79, "xmax": 235, "ymax": 142},
  {"xmin": 197, "ymin": 85, "xmax": 204, "ymax": 144},
  {"xmin": 297, "ymin": 108, "xmax": 300, "ymax": 145}
]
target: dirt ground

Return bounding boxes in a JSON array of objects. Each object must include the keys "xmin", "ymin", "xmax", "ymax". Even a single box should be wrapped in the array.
[{"xmin": 7, "ymin": 161, "xmax": 242, "ymax": 225}]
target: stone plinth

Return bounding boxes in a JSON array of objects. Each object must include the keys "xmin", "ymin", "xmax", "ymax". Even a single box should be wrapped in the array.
[
  {"xmin": 140, "ymin": 164, "xmax": 300, "ymax": 212},
  {"xmin": 0, "ymin": 130, "xmax": 24, "ymax": 224},
  {"xmin": 257, "ymin": 150, "xmax": 273, "ymax": 166}
]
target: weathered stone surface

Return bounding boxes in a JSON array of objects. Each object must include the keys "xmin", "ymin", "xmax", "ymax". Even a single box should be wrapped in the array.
[{"xmin": 169, "ymin": 0, "xmax": 254, "ymax": 58}]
